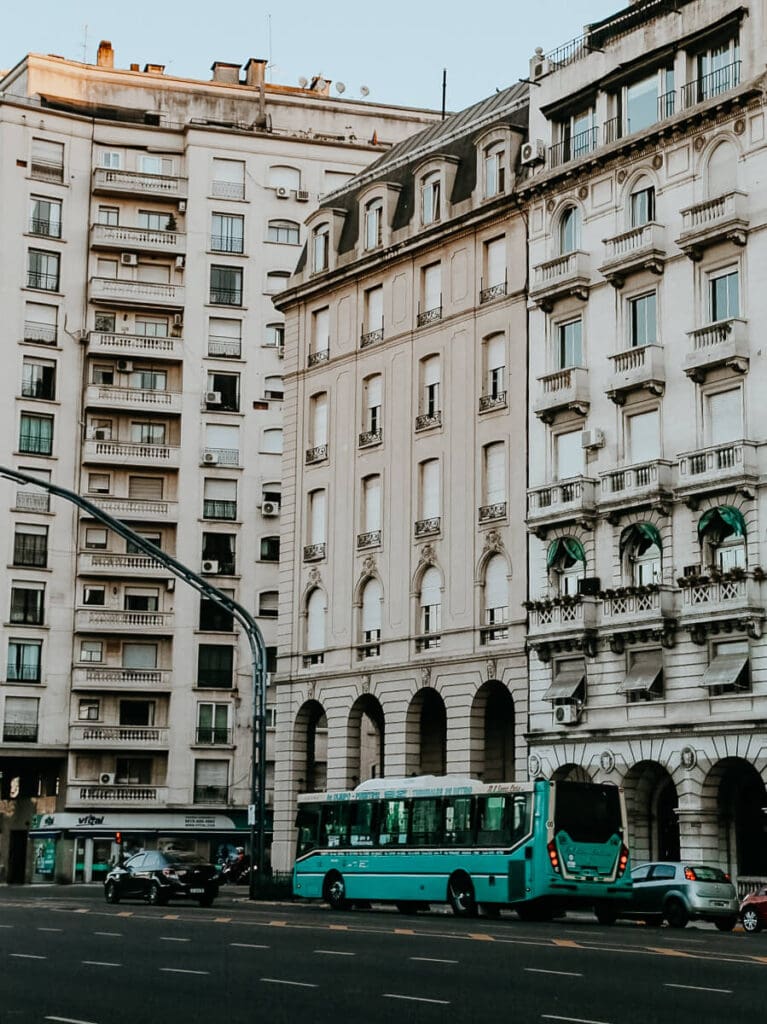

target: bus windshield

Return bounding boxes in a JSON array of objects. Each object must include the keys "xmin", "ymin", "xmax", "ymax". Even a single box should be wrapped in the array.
[{"xmin": 554, "ymin": 782, "xmax": 622, "ymax": 843}]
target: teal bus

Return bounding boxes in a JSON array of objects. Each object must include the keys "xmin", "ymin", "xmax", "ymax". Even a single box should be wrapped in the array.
[{"xmin": 293, "ymin": 775, "xmax": 631, "ymax": 922}]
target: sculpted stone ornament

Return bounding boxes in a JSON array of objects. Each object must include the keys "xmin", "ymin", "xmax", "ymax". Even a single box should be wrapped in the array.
[
  {"xmin": 417, "ymin": 544, "xmax": 437, "ymax": 571},
  {"xmin": 680, "ymin": 746, "xmax": 697, "ymax": 770},
  {"xmin": 599, "ymin": 750, "xmax": 615, "ymax": 773},
  {"xmin": 486, "ymin": 658, "xmax": 498, "ymax": 681},
  {"xmin": 361, "ymin": 673, "xmax": 371, "ymax": 694},
  {"xmin": 528, "ymin": 753, "xmax": 542, "ymax": 778},
  {"xmin": 483, "ymin": 530, "xmax": 504, "ymax": 555},
  {"xmin": 421, "ymin": 665, "xmax": 432, "ymax": 687},
  {"xmin": 308, "ymin": 566, "xmax": 322, "ymax": 587}
]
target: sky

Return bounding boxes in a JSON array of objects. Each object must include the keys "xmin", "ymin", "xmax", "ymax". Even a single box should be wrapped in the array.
[{"xmin": 1, "ymin": 0, "xmax": 621, "ymax": 112}]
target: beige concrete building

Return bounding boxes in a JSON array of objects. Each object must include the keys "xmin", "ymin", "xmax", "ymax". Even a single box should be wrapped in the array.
[
  {"xmin": 521, "ymin": 0, "xmax": 767, "ymax": 882},
  {"xmin": 0, "ymin": 44, "xmax": 437, "ymax": 882},
  {"xmin": 271, "ymin": 87, "xmax": 531, "ymax": 872}
]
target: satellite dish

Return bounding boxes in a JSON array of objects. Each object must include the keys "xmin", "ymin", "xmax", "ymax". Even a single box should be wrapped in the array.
[
  {"xmin": 298, "ymin": 76, "xmax": 308, "ymax": 88},
  {"xmin": 335, "ymin": 81, "xmax": 346, "ymax": 94},
  {"xmin": 360, "ymin": 85, "xmax": 370, "ymax": 97}
]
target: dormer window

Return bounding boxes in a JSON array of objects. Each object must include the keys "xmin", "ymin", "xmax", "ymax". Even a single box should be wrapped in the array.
[
  {"xmin": 484, "ymin": 144, "xmax": 505, "ymax": 198},
  {"xmin": 364, "ymin": 199, "xmax": 383, "ymax": 250},
  {"xmin": 312, "ymin": 225, "xmax": 329, "ymax": 273},
  {"xmin": 421, "ymin": 172, "xmax": 441, "ymax": 226}
]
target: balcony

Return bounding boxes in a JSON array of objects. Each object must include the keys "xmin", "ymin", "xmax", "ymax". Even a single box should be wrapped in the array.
[
  {"xmin": 599, "ymin": 223, "xmax": 667, "ymax": 287},
  {"xmin": 15, "ymin": 489, "xmax": 50, "ymax": 513},
  {"xmin": 415, "ymin": 517, "xmax": 441, "ymax": 538},
  {"xmin": 77, "ymin": 552, "xmax": 167, "ymax": 577},
  {"xmin": 307, "ymin": 349, "xmax": 329, "ymax": 368},
  {"xmin": 303, "ymin": 543, "xmax": 326, "ymax": 562},
  {"xmin": 75, "ymin": 609, "xmax": 174, "ymax": 633},
  {"xmin": 358, "ymin": 428, "xmax": 383, "ymax": 449},
  {"xmin": 478, "ymin": 502, "xmax": 507, "ymax": 524},
  {"xmin": 527, "ymin": 596, "xmax": 599, "ymax": 641},
  {"xmin": 527, "ymin": 477, "xmax": 597, "ymax": 535},
  {"xmin": 84, "ymin": 384, "xmax": 182, "ymax": 415},
  {"xmin": 68, "ymin": 784, "xmax": 166, "ymax": 806},
  {"xmin": 360, "ymin": 327, "xmax": 384, "ymax": 349},
  {"xmin": 676, "ymin": 440, "xmax": 758, "ymax": 502},
  {"xmin": 415, "ymin": 411, "xmax": 442, "ymax": 432},
  {"xmin": 480, "ymin": 281, "xmax": 507, "ymax": 305},
  {"xmin": 606, "ymin": 345, "xmax": 665, "ymax": 404},
  {"xmin": 89, "ymin": 277, "xmax": 185, "ymax": 309},
  {"xmin": 357, "ymin": 530, "xmax": 382, "ymax": 550},
  {"xmin": 677, "ymin": 191, "xmax": 749, "ymax": 260},
  {"xmin": 548, "ymin": 127, "xmax": 599, "ymax": 169},
  {"xmin": 93, "ymin": 167, "xmax": 188, "ymax": 200},
  {"xmin": 530, "ymin": 251, "xmax": 590, "ymax": 311},
  {"xmin": 201, "ymin": 447, "xmax": 239, "ymax": 468},
  {"xmin": 90, "ymin": 223, "xmax": 186, "ymax": 255},
  {"xmin": 683, "ymin": 319, "xmax": 749, "ymax": 382},
  {"xmin": 83, "ymin": 440, "xmax": 180, "ymax": 469},
  {"xmin": 88, "ymin": 331, "xmax": 182, "ymax": 361},
  {"xmin": 417, "ymin": 306, "xmax": 442, "ymax": 327},
  {"xmin": 599, "ymin": 460, "xmax": 674, "ymax": 519},
  {"xmin": 681, "ymin": 60, "xmax": 742, "ymax": 110},
  {"xmin": 92, "ymin": 497, "xmax": 178, "ymax": 522},
  {"xmin": 193, "ymin": 785, "xmax": 229, "ymax": 805},
  {"xmin": 69, "ymin": 725, "xmax": 169, "ymax": 748},
  {"xmin": 534, "ymin": 367, "xmax": 589, "ymax": 421},
  {"xmin": 478, "ymin": 392, "xmax": 507, "ymax": 414},
  {"xmin": 305, "ymin": 444, "xmax": 328, "ymax": 465},
  {"xmin": 2, "ymin": 723, "xmax": 38, "ymax": 743},
  {"xmin": 600, "ymin": 585, "xmax": 678, "ymax": 631},
  {"xmin": 71, "ymin": 666, "xmax": 171, "ymax": 690},
  {"xmin": 680, "ymin": 574, "xmax": 764, "ymax": 631}
]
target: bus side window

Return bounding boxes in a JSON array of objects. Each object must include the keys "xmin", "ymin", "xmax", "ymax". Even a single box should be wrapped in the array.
[
  {"xmin": 349, "ymin": 800, "xmax": 375, "ymax": 847},
  {"xmin": 443, "ymin": 796, "xmax": 473, "ymax": 846},
  {"xmin": 295, "ymin": 806, "xmax": 321, "ymax": 856},
  {"xmin": 378, "ymin": 799, "xmax": 408, "ymax": 846},
  {"xmin": 476, "ymin": 795, "xmax": 509, "ymax": 846},
  {"xmin": 511, "ymin": 793, "xmax": 531, "ymax": 844},
  {"xmin": 409, "ymin": 797, "xmax": 441, "ymax": 846},
  {"xmin": 320, "ymin": 803, "xmax": 350, "ymax": 848}
]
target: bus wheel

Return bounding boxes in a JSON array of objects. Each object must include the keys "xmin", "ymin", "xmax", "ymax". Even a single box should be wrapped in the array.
[
  {"xmin": 323, "ymin": 871, "xmax": 348, "ymax": 911},
  {"xmin": 447, "ymin": 873, "xmax": 477, "ymax": 918}
]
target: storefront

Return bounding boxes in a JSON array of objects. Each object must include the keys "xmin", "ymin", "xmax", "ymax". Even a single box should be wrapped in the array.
[{"xmin": 30, "ymin": 810, "xmax": 252, "ymax": 883}]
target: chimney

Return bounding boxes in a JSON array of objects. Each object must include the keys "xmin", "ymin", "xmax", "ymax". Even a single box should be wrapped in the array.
[
  {"xmin": 96, "ymin": 40, "xmax": 114, "ymax": 69},
  {"xmin": 210, "ymin": 61, "xmax": 241, "ymax": 84},
  {"xmin": 244, "ymin": 58, "xmax": 267, "ymax": 88},
  {"xmin": 144, "ymin": 63, "xmax": 165, "ymax": 74},
  {"xmin": 129, "ymin": 63, "xmax": 140, "ymax": 72}
]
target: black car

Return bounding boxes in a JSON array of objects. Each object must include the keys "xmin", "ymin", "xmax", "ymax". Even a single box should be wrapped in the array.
[{"xmin": 104, "ymin": 850, "xmax": 219, "ymax": 907}]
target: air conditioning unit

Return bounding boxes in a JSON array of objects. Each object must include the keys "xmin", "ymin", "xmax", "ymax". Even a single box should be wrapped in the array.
[
  {"xmin": 92, "ymin": 428, "xmax": 110, "ymax": 441},
  {"xmin": 178, "ymin": 200, "xmax": 187, "ymax": 212},
  {"xmin": 532, "ymin": 56, "xmax": 552, "ymax": 80},
  {"xmin": 520, "ymin": 140, "xmax": 546, "ymax": 167},
  {"xmin": 116, "ymin": 359, "xmax": 133, "ymax": 372},
  {"xmin": 555, "ymin": 704, "xmax": 582, "ymax": 725},
  {"xmin": 175, "ymin": 255, "xmax": 186, "ymax": 270},
  {"xmin": 202, "ymin": 452, "xmax": 219, "ymax": 465},
  {"xmin": 276, "ymin": 345, "xmax": 285, "ymax": 360},
  {"xmin": 206, "ymin": 390, "xmax": 222, "ymax": 405},
  {"xmin": 581, "ymin": 428, "xmax": 605, "ymax": 449},
  {"xmin": 262, "ymin": 500, "xmax": 280, "ymax": 517},
  {"xmin": 172, "ymin": 313, "xmax": 183, "ymax": 328},
  {"xmin": 99, "ymin": 772, "xmax": 116, "ymax": 785},
  {"xmin": 578, "ymin": 576, "xmax": 601, "ymax": 597},
  {"xmin": 275, "ymin": 185, "xmax": 290, "ymax": 199},
  {"xmin": 120, "ymin": 252, "xmax": 138, "ymax": 266},
  {"xmin": 296, "ymin": 189, "xmax": 310, "ymax": 202},
  {"xmin": 201, "ymin": 559, "xmax": 220, "ymax": 574}
]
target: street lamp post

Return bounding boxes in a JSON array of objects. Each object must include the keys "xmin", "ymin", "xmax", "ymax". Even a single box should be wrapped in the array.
[{"xmin": 0, "ymin": 465, "xmax": 269, "ymax": 899}]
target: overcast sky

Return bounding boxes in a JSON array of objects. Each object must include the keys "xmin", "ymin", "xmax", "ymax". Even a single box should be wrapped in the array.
[{"xmin": 2, "ymin": 1, "xmax": 621, "ymax": 111}]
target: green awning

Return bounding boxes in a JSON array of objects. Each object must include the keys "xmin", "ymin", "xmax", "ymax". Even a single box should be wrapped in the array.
[
  {"xmin": 619, "ymin": 522, "xmax": 662, "ymax": 559},
  {"xmin": 547, "ymin": 537, "xmax": 586, "ymax": 569},
  {"xmin": 698, "ymin": 506, "xmax": 746, "ymax": 542}
]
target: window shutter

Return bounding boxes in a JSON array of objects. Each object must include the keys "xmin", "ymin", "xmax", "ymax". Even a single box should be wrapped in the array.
[
  {"xmin": 310, "ymin": 491, "xmax": 326, "ymax": 544},
  {"xmin": 420, "ymin": 567, "xmax": 441, "ymax": 607},
  {"xmin": 306, "ymin": 589, "xmax": 325, "ymax": 650},
  {"xmin": 423, "ymin": 264, "xmax": 441, "ymax": 310},
  {"xmin": 312, "ymin": 394, "xmax": 328, "ymax": 445},
  {"xmin": 485, "ymin": 555, "xmax": 508, "ymax": 611},
  {"xmin": 313, "ymin": 308, "xmax": 330, "ymax": 350},
  {"xmin": 421, "ymin": 460, "xmax": 440, "ymax": 518},
  {"xmin": 122, "ymin": 644, "xmax": 158, "ymax": 669},
  {"xmin": 364, "ymin": 477, "xmax": 381, "ymax": 532},
  {"xmin": 486, "ymin": 238, "xmax": 505, "ymax": 287},
  {"xmin": 31, "ymin": 138, "xmax": 63, "ymax": 165},
  {"xmin": 708, "ymin": 389, "xmax": 742, "ymax": 445},
  {"xmin": 213, "ymin": 159, "xmax": 245, "ymax": 185},
  {"xmin": 204, "ymin": 479, "xmax": 236, "ymax": 501},
  {"xmin": 556, "ymin": 430, "xmax": 583, "ymax": 479},
  {"xmin": 366, "ymin": 375, "xmax": 382, "ymax": 409},
  {"xmin": 487, "ymin": 334, "xmax": 505, "ymax": 372},
  {"xmin": 195, "ymin": 759, "xmax": 228, "ymax": 787},
  {"xmin": 367, "ymin": 286, "xmax": 383, "ymax": 329},
  {"xmin": 362, "ymin": 579, "xmax": 382, "ymax": 633},
  {"xmin": 628, "ymin": 410, "xmax": 660, "ymax": 463},
  {"xmin": 268, "ymin": 165, "xmax": 300, "ymax": 190},
  {"xmin": 127, "ymin": 476, "xmax": 164, "ymax": 500},
  {"xmin": 4, "ymin": 696, "xmax": 39, "ymax": 725},
  {"xmin": 485, "ymin": 443, "xmax": 506, "ymax": 504},
  {"xmin": 209, "ymin": 317, "xmax": 241, "ymax": 340},
  {"xmin": 423, "ymin": 357, "xmax": 440, "ymax": 388}
]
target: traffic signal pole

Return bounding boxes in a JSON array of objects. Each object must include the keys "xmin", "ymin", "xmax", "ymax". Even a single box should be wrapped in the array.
[{"xmin": 0, "ymin": 465, "xmax": 269, "ymax": 899}]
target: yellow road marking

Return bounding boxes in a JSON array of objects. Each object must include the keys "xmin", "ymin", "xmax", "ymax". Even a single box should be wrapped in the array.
[
  {"xmin": 646, "ymin": 946, "xmax": 692, "ymax": 958},
  {"xmin": 73, "ymin": 908, "xmax": 89, "ymax": 914},
  {"xmin": 214, "ymin": 917, "xmax": 232, "ymax": 923},
  {"xmin": 116, "ymin": 912, "xmax": 133, "ymax": 918},
  {"xmin": 269, "ymin": 920, "xmax": 287, "ymax": 927},
  {"xmin": 751, "ymin": 956, "xmax": 767, "ymax": 964},
  {"xmin": 163, "ymin": 914, "xmax": 179, "ymax": 920},
  {"xmin": 394, "ymin": 928, "xmax": 415, "ymax": 935},
  {"xmin": 329, "ymin": 924, "xmax": 348, "ymax": 931},
  {"xmin": 469, "ymin": 933, "xmax": 494, "ymax": 942},
  {"xmin": 553, "ymin": 939, "xmax": 580, "ymax": 948}
]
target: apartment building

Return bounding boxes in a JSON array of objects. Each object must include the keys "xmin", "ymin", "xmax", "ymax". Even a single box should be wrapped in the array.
[
  {"xmin": 0, "ymin": 44, "xmax": 437, "ymax": 882},
  {"xmin": 521, "ymin": 0, "xmax": 767, "ymax": 879},
  {"xmin": 271, "ymin": 87, "xmax": 530, "ymax": 872}
]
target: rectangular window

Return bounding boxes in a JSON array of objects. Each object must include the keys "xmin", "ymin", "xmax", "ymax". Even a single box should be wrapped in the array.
[
  {"xmin": 707, "ymin": 387, "xmax": 743, "ymax": 445},
  {"xmin": 13, "ymin": 524, "xmax": 48, "ymax": 567},
  {"xmin": 134, "ymin": 316, "xmax": 168, "ymax": 338},
  {"xmin": 140, "ymin": 155, "xmax": 173, "ymax": 176},
  {"xmin": 83, "ymin": 586, "xmax": 105, "ymax": 606},
  {"xmin": 115, "ymin": 757, "xmax": 152, "ymax": 784},
  {"xmin": 122, "ymin": 643, "xmax": 158, "ymax": 669},
  {"xmin": 7, "ymin": 640, "xmax": 42, "ymax": 683},
  {"xmin": 199, "ymin": 597, "xmax": 234, "ymax": 633},
  {"xmin": 137, "ymin": 210, "xmax": 172, "ymax": 231},
  {"xmin": 421, "ymin": 175, "xmax": 441, "ymax": 225},
  {"xmin": 627, "ymin": 409, "xmax": 660, "ymax": 464},
  {"xmin": 309, "ymin": 490, "xmax": 327, "ymax": 546},
  {"xmin": 211, "ymin": 214, "xmax": 244, "ymax": 254},
  {"xmin": 626, "ymin": 73, "xmax": 659, "ymax": 134},
  {"xmin": 365, "ymin": 285, "xmax": 384, "ymax": 332},
  {"xmin": 197, "ymin": 645, "xmax": 234, "ymax": 688},
  {"xmin": 210, "ymin": 266, "xmax": 243, "ymax": 306},
  {"xmin": 97, "ymin": 205, "xmax": 119, "ymax": 226},
  {"xmin": 363, "ymin": 477, "xmax": 381, "ymax": 533},
  {"xmin": 484, "ymin": 443, "xmax": 506, "ymax": 505},
  {"xmin": 558, "ymin": 318, "xmax": 582, "ymax": 369},
  {"xmin": 629, "ymin": 292, "xmax": 657, "ymax": 347},
  {"xmin": 29, "ymin": 197, "xmax": 62, "ymax": 239},
  {"xmin": 421, "ymin": 460, "xmax": 440, "ymax": 519},
  {"xmin": 197, "ymin": 704, "xmax": 230, "ymax": 744},
  {"xmin": 485, "ymin": 237, "xmax": 506, "ymax": 290},
  {"xmin": 27, "ymin": 250, "xmax": 60, "ymax": 291},
  {"xmin": 124, "ymin": 588, "xmax": 159, "ymax": 612},
  {"xmin": 208, "ymin": 317, "xmax": 242, "ymax": 358},
  {"xmin": 260, "ymin": 535, "xmax": 280, "ymax": 561},
  {"xmin": 203, "ymin": 479, "xmax": 237, "ymax": 520},
  {"xmin": 80, "ymin": 640, "xmax": 103, "ymax": 663},
  {"xmin": 630, "ymin": 186, "xmax": 655, "ymax": 227},
  {"xmin": 99, "ymin": 150, "xmax": 121, "ymax": 169},
  {"xmin": 312, "ymin": 308, "xmax": 330, "ymax": 355},
  {"xmin": 193, "ymin": 759, "xmax": 229, "ymax": 803},
  {"xmin": 3, "ymin": 696, "xmax": 39, "ymax": 742},
  {"xmin": 128, "ymin": 476, "xmax": 164, "ymax": 500},
  {"xmin": 422, "ymin": 263, "xmax": 441, "ymax": 314},
  {"xmin": 201, "ymin": 533, "xmax": 235, "ymax": 575},
  {"xmin": 21, "ymin": 358, "xmax": 56, "ymax": 400},
  {"xmin": 10, "ymin": 583, "xmax": 44, "ymax": 624},
  {"xmin": 79, "ymin": 700, "xmax": 100, "ymax": 721},
  {"xmin": 709, "ymin": 268, "xmax": 739, "ymax": 322},
  {"xmin": 212, "ymin": 159, "xmax": 245, "ymax": 200},
  {"xmin": 207, "ymin": 372, "xmax": 240, "ymax": 412},
  {"xmin": 556, "ymin": 429, "xmax": 583, "ymax": 480},
  {"xmin": 365, "ymin": 202, "xmax": 382, "ymax": 250},
  {"xmin": 19, "ymin": 413, "xmax": 53, "ymax": 455},
  {"xmin": 23, "ymin": 301, "xmax": 58, "ymax": 345}
]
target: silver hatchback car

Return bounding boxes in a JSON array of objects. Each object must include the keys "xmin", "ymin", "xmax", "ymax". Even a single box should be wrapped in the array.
[{"xmin": 623, "ymin": 861, "xmax": 739, "ymax": 930}]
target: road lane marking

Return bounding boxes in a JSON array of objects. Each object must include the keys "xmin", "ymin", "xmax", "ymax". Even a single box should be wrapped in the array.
[
  {"xmin": 214, "ymin": 917, "xmax": 232, "ymax": 923},
  {"xmin": 315, "ymin": 949, "xmax": 355, "ymax": 956},
  {"xmin": 73, "ymin": 909, "xmax": 89, "ymax": 914},
  {"xmin": 394, "ymin": 928, "xmax": 415, "ymax": 935},
  {"xmin": 384, "ymin": 994, "xmax": 450, "ymax": 1006},
  {"xmin": 162, "ymin": 914, "xmax": 179, "ymax": 920},
  {"xmin": 664, "ymin": 983, "xmax": 732, "ymax": 995},
  {"xmin": 526, "ymin": 968, "xmax": 583, "ymax": 978},
  {"xmin": 542, "ymin": 1016, "xmax": 613, "ymax": 1024},
  {"xmin": 116, "ymin": 912, "xmax": 133, "ymax": 918},
  {"xmin": 83, "ymin": 961, "xmax": 121, "ymax": 968},
  {"xmin": 38, "ymin": 928, "xmax": 63, "ymax": 932},
  {"xmin": 10, "ymin": 953, "xmax": 47, "ymax": 960},
  {"xmin": 469, "ymin": 933, "xmax": 494, "ymax": 941},
  {"xmin": 160, "ymin": 937, "xmax": 191, "ymax": 943},
  {"xmin": 646, "ymin": 946, "xmax": 692, "ymax": 958},
  {"xmin": 94, "ymin": 932, "xmax": 122, "ymax": 937},
  {"xmin": 410, "ymin": 957, "xmax": 459, "ymax": 965},
  {"xmin": 269, "ymin": 920, "xmax": 287, "ymax": 927},
  {"xmin": 0, "ymin": 924, "xmax": 13, "ymax": 929},
  {"xmin": 160, "ymin": 968, "xmax": 210, "ymax": 976},
  {"xmin": 261, "ymin": 978, "xmax": 318, "ymax": 988},
  {"xmin": 231, "ymin": 943, "xmax": 269, "ymax": 949},
  {"xmin": 46, "ymin": 1017, "xmax": 100, "ymax": 1024},
  {"xmin": 553, "ymin": 939, "xmax": 581, "ymax": 948}
]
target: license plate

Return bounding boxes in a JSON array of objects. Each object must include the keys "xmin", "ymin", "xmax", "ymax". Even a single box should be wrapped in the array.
[
  {"xmin": 190, "ymin": 888, "xmax": 205, "ymax": 894},
  {"xmin": 711, "ymin": 900, "xmax": 727, "ymax": 907}
]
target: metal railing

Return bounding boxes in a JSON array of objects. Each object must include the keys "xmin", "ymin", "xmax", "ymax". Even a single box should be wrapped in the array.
[
  {"xmin": 479, "ymin": 391, "xmax": 507, "ymax": 413},
  {"xmin": 197, "ymin": 668, "xmax": 234, "ymax": 688},
  {"xmin": 210, "ymin": 287, "xmax": 242, "ymax": 306},
  {"xmin": 210, "ymin": 234, "xmax": 244, "ymax": 253},
  {"xmin": 201, "ymin": 447, "xmax": 240, "ymax": 467},
  {"xmin": 549, "ymin": 128, "xmax": 599, "ymax": 168},
  {"xmin": 415, "ymin": 411, "xmax": 442, "ymax": 432},
  {"xmin": 23, "ymin": 321, "xmax": 57, "ymax": 344},
  {"xmin": 414, "ymin": 517, "xmax": 441, "ymax": 538},
  {"xmin": 682, "ymin": 61, "xmax": 741, "ymax": 108},
  {"xmin": 478, "ymin": 502, "xmax": 507, "ymax": 524},
  {"xmin": 15, "ymin": 490, "xmax": 49, "ymax": 512},
  {"xmin": 2, "ymin": 724, "xmax": 38, "ymax": 742},
  {"xmin": 480, "ymin": 281, "xmax": 507, "ymax": 304},
  {"xmin": 358, "ymin": 428, "xmax": 383, "ymax": 448},
  {"xmin": 207, "ymin": 336, "xmax": 241, "ymax": 358},
  {"xmin": 305, "ymin": 444, "xmax": 328, "ymax": 465},
  {"xmin": 307, "ymin": 349, "xmax": 330, "ymax": 367},
  {"xmin": 193, "ymin": 784, "xmax": 229, "ymax": 804},
  {"xmin": 5, "ymin": 663, "xmax": 40, "ymax": 682},
  {"xmin": 29, "ymin": 217, "xmax": 61, "ymax": 238},
  {"xmin": 195, "ymin": 727, "xmax": 232, "ymax": 745},
  {"xmin": 417, "ymin": 305, "xmax": 442, "ymax": 327},
  {"xmin": 203, "ymin": 499, "xmax": 237, "ymax": 520},
  {"xmin": 13, "ymin": 538, "xmax": 48, "ymax": 567},
  {"xmin": 303, "ymin": 542, "xmax": 326, "ymax": 562},
  {"xmin": 211, "ymin": 180, "xmax": 245, "ymax": 200},
  {"xmin": 26, "ymin": 272, "xmax": 59, "ymax": 291},
  {"xmin": 360, "ymin": 327, "xmax": 384, "ymax": 349},
  {"xmin": 31, "ymin": 159, "xmax": 64, "ymax": 183},
  {"xmin": 357, "ymin": 530, "xmax": 382, "ymax": 549}
]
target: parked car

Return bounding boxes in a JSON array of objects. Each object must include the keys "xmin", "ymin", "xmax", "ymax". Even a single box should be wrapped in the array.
[
  {"xmin": 740, "ymin": 887, "xmax": 767, "ymax": 933},
  {"xmin": 618, "ymin": 861, "xmax": 738, "ymax": 930},
  {"xmin": 104, "ymin": 850, "xmax": 219, "ymax": 907}
]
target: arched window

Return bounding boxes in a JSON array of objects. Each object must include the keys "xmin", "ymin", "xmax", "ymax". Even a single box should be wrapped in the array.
[
  {"xmin": 364, "ymin": 199, "xmax": 383, "ymax": 250},
  {"xmin": 308, "ymin": 489, "xmax": 326, "ymax": 547},
  {"xmin": 698, "ymin": 506, "xmax": 747, "ymax": 571},
  {"xmin": 707, "ymin": 141, "xmax": 737, "ymax": 198},
  {"xmin": 483, "ymin": 554, "xmax": 509, "ymax": 641},
  {"xmin": 419, "ymin": 567, "xmax": 442, "ymax": 648},
  {"xmin": 265, "ymin": 270, "xmax": 290, "ymax": 294},
  {"xmin": 268, "ymin": 165, "xmax": 300, "ymax": 192},
  {"xmin": 259, "ymin": 535, "xmax": 280, "ymax": 562},
  {"xmin": 629, "ymin": 178, "xmax": 655, "ymax": 227},
  {"xmin": 309, "ymin": 392, "xmax": 328, "ymax": 448},
  {"xmin": 420, "ymin": 171, "xmax": 441, "ymax": 226},
  {"xmin": 362, "ymin": 374, "xmax": 382, "ymax": 436},
  {"xmin": 312, "ymin": 224, "xmax": 329, "ymax": 273},
  {"xmin": 305, "ymin": 588, "xmax": 326, "ymax": 661},
  {"xmin": 483, "ymin": 333, "xmax": 506, "ymax": 403},
  {"xmin": 559, "ymin": 206, "xmax": 580, "ymax": 254},
  {"xmin": 620, "ymin": 523, "xmax": 662, "ymax": 585},
  {"xmin": 483, "ymin": 442, "xmax": 506, "ymax": 508},
  {"xmin": 267, "ymin": 219, "xmax": 300, "ymax": 244},
  {"xmin": 547, "ymin": 537, "xmax": 585, "ymax": 596},
  {"xmin": 361, "ymin": 475, "xmax": 381, "ymax": 536},
  {"xmin": 360, "ymin": 578, "xmax": 382, "ymax": 657},
  {"xmin": 484, "ymin": 143, "xmax": 505, "ymax": 198},
  {"xmin": 419, "ymin": 355, "xmax": 441, "ymax": 418},
  {"xmin": 419, "ymin": 459, "xmax": 440, "ymax": 523},
  {"xmin": 264, "ymin": 375, "xmax": 283, "ymax": 400}
]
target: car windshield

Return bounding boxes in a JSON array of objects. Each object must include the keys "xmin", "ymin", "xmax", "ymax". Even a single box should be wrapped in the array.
[{"xmin": 688, "ymin": 865, "xmax": 729, "ymax": 882}]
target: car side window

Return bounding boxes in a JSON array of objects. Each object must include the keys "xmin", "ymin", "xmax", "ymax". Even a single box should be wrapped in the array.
[
  {"xmin": 649, "ymin": 864, "xmax": 676, "ymax": 880},
  {"xmin": 143, "ymin": 852, "xmax": 162, "ymax": 870},
  {"xmin": 631, "ymin": 865, "xmax": 652, "ymax": 882},
  {"xmin": 127, "ymin": 853, "xmax": 147, "ymax": 871}
]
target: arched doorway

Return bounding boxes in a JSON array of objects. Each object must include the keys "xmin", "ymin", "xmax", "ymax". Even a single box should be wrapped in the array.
[
  {"xmin": 623, "ymin": 761, "xmax": 680, "ymax": 862},
  {"xmin": 405, "ymin": 688, "xmax": 446, "ymax": 776},
  {"xmin": 293, "ymin": 700, "xmax": 327, "ymax": 793},
  {"xmin": 470, "ymin": 681, "xmax": 515, "ymax": 782},
  {"xmin": 552, "ymin": 764, "xmax": 592, "ymax": 783},
  {"xmin": 707, "ymin": 758, "xmax": 767, "ymax": 877},
  {"xmin": 346, "ymin": 693, "xmax": 385, "ymax": 788}
]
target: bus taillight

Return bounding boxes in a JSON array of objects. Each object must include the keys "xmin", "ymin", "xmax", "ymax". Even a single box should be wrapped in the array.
[
  {"xmin": 547, "ymin": 840, "xmax": 561, "ymax": 874},
  {"xmin": 617, "ymin": 845, "xmax": 629, "ymax": 877}
]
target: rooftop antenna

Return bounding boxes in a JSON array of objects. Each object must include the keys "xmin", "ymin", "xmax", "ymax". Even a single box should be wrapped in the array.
[
  {"xmin": 267, "ymin": 12, "xmax": 273, "ymax": 71},
  {"xmin": 360, "ymin": 85, "xmax": 369, "ymax": 98},
  {"xmin": 441, "ymin": 67, "xmax": 447, "ymax": 120},
  {"xmin": 81, "ymin": 24, "xmax": 88, "ymax": 63}
]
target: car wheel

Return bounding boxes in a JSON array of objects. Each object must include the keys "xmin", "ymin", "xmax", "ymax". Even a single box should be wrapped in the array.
[
  {"xmin": 447, "ymin": 873, "xmax": 477, "ymax": 918},
  {"xmin": 742, "ymin": 908, "xmax": 763, "ymax": 933},
  {"xmin": 323, "ymin": 872, "xmax": 348, "ymax": 911},
  {"xmin": 104, "ymin": 880, "xmax": 120, "ymax": 905},
  {"xmin": 665, "ymin": 899, "xmax": 689, "ymax": 929},
  {"xmin": 714, "ymin": 917, "xmax": 737, "ymax": 932},
  {"xmin": 198, "ymin": 894, "xmax": 215, "ymax": 908},
  {"xmin": 147, "ymin": 881, "xmax": 167, "ymax": 907},
  {"xmin": 595, "ymin": 904, "xmax": 618, "ymax": 926}
]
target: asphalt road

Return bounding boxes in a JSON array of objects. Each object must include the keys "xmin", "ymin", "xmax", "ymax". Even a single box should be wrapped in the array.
[{"xmin": 0, "ymin": 887, "xmax": 765, "ymax": 1024}]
